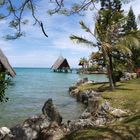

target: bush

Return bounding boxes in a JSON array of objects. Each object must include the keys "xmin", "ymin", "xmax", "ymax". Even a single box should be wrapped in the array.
[
  {"xmin": 86, "ymin": 65, "xmax": 99, "ymax": 72},
  {"xmin": 0, "ymin": 72, "xmax": 10, "ymax": 102},
  {"xmin": 113, "ymin": 70, "xmax": 123, "ymax": 83}
]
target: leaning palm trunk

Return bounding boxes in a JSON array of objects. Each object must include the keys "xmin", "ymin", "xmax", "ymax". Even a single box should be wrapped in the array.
[
  {"xmin": 107, "ymin": 64, "xmax": 115, "ymax": 90},
  {"xmin": 107, "ymin": 54, "xmax": 115, "ymax": 90},
  {"xmin": 102, "ymin": 44, "xmax": 115, "ymax": 90}
]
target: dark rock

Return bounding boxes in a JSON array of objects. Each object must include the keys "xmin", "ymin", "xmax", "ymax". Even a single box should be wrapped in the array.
[
  {"xmin": 69, "ymin": 86, "xmax": 77, "ymax": 92},
  {"xmin": 83, "ymin": 77, "xmax": 88, "ymax": 83},
  {"xmin": 87, "ymin": 97, "xmax": 100, "ymax": 115},
  {"xmin": 42, "ymin": 98, "xmax": 62, "ymax": 125},
  {"xmin": 10, "ymin": 125, "xmax": 27, "ymax": 140},
  {"xmin": 69, "ymin": 89, "xmax": 79, "ymax": 97},
  {"xmin": 79, "ymin": 93, "xmax": 88, "ymax": 104},
  {"xmin": 76, "ymin": 78, "xmax": 88, "ymax": 86}
]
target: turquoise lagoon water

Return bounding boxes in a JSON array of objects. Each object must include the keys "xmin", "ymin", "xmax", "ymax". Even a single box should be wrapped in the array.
[{"xmin": 0, "ymin": 68, "xmax": 108, "ymax": 127}]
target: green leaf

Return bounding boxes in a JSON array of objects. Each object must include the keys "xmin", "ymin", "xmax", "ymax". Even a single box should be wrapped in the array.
[
  {"xmin": 79, "ymin": 21, "xmax": 90, "ymax": 32},
  {"xmin": 70, "ymin": 35, "xmax": 97, "ymax": 47}
]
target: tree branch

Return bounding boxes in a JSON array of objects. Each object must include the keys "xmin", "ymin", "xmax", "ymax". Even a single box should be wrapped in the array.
[{"xmin": 29, "ymin": 0, "xmax": 48, "ymax": 37}]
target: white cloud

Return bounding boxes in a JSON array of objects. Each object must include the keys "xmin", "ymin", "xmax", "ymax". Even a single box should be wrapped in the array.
[{"xmin": 0, "ymin": 0, "xmax": 139, "ymax": 67}]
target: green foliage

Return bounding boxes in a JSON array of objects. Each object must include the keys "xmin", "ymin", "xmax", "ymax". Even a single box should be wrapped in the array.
[
  {"xmin": 70, "ymin": 0, "xmax": 140, "ymax": 89},
  {"xmin": 124, "ymin": 7, "xmax": 137, "ymax": 33},
  {"xmin": 0, "ymin": 72, "xmax": 10, "ymax": 102},
  {"xmin": 124, "ymin": 7, "xmax": 140, "ymax": 69},
  {"xmin": 79, "ymin": 57, "xmax": 88, "ymax": 68},
  {"xmin": 112, "ymin": 70, "xmax": 123, "ymax": 82},
  {"xmin": 86, "ymin": 65, "xmax": 99, "ymax": 72},
  {"xmin": 71, "ymin": 0, "xmax": 137, "ymax": 89},
  {"xmin": 79, "ymin": 21, "xmax": 90, "ymax": 32},
  {"xmin": 95, "ymin": 0, "xmax": 127, "ymax": 88},
  {"xmin": 132, "ymin": 48, "xmax": 140, "ymax": 67},
  {"xmin": 70, "ymin": 35, "xmax": 97, "ymax": 47}
]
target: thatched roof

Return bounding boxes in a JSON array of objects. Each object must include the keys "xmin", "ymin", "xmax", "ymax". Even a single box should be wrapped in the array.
[
  {"xmin": 0, "ymin": 48, "xmax": 16, "ymax": 77},
  {"xmin": 51, "ymin": 55, "xmax": 70, "ymax": 70}
]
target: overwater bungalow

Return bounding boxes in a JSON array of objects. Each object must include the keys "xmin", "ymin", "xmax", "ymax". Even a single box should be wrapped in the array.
[
  {"xmin": 0, "ymin": 48, "xmax": 16, "ymax": 78},
  {"xmin": 51, "ymin": 55, "xmax": 71, "ymax": 73}
]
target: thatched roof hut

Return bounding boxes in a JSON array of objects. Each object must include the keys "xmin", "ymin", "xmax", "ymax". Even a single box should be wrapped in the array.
[
  {"xmin": 51, "ymin": 55, "xmax": 71, "ymax": 72},
  {"xmin": 0, "ymin": 48, "xmax": 16, "ymax": 77}
]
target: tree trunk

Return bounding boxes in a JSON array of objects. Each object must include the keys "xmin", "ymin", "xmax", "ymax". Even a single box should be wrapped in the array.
[
  {"xmin": 107, "ymin": 64, "xmax": 115, "ymax": 90},
  {"xmin": 109, "ymin": 53, "xmax": 116, "ymax": 85},
  {"xmin": 101, "ymin": 47, "xmax": 115, "ymax": 90},
  {"xmin": 107, "ymin": 53, "xmax": 115, "ymax": 90}
]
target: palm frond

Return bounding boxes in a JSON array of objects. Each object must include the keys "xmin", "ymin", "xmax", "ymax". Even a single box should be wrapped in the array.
[
  {"xmin": 70, "ymin": 35, "xmax": 97, "ymax": 47},
  {"xmin": 114, "ymin": 44, "xmax": 132, "ymax": 55},
  {"xmin": 119, "ymin": 35, "xmax": 140, "ymax": 50},
  {"xmin": 79, "ymin": 21, "xmax": 90, "ymax": 32},
  {"xmin": 80, "ymin": 21, "xmax": 95, "ymax": 37}
]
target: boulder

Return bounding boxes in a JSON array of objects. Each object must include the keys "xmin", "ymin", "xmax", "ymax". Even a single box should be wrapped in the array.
[
  {"xmin": 76, "ymin": 78, "xmax": 88, "ymax": 86},
  {"xmin": 10, "ymin": 124, "xmax": 27, "ymax": 140},
  {"xmin": 39, "ymin": 122, "xmax": 66, "ymax": 140},
  {"xmin": 69, "ymin": 88, "xmax": 79, "ymax": 97},
  {"xmin": 86, "ymin": 80, "xmax": 94, "ymax": 84},
  {"xmin": 110, "ymin": 109, "xmax": 128, "ymax": 117},
  {"xmin": 68, "ymin": 118, "xmax": 94, "ymax": 131},
  {"xmin": 87, "ymin": 97, "xmax": 100, "ymax": 115},
  {"xmin": 94, "ymin": 117, "xmax": 107, "ymax": 126},
  {"xmin": 42, "ymin": 98, "xmax": 62, "ymax": 125},
  {"xmin": 121, "ymin": 72, "xmax": 137, "ymax": 81},
  {"xmin": 0, "ymin": 127, "xmax": 13, "ymax": 140},
  {"xmin": 10, "ymin": 114, "xmax": 50, "ymax": 140},
  {"xmin": 131, "ymin": 73, "xmax": 137, "ymax": 79},
  {"xmin": 69, "ymin": 86, "xmax": 77, "ymax": 92},
  {"xmin": 82, "ymin": 77, "xmax": 88, "ymax": 83},
  {"xmin": 78, "ymin": 92, "xmax": 88, "ymax": 104},
  {"xmin": 101, "ymin": 101, "xmax": 111, "ymax": 112},
  {"xmin": 80, "ymin": 109, "xmax": 91, "ymax": 119}
]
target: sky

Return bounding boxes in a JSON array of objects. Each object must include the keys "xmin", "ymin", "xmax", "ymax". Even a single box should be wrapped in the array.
[{"xmin": 0, "ymin": 0, "xmax": 140, "ymax": 68}]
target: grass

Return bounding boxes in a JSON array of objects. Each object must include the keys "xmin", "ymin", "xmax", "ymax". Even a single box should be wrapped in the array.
[
  {"xmin": 77, "ymin": 82, "xmax": 109, "ymax": 92},
  {"xmin": 62, "ymin": 78, "xmax": 140, "ymax": 140},
  {"xmin": 78, "ymin": 78, "xmax": 140, "ymax": 113},
  {"xmin": 102, "ymin": 79, "xmax": 140, "ymax": 113}
]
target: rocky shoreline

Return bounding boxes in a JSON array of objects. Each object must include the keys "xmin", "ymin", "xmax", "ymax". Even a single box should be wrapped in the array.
[
  {"xmin": 68, "ymin": 78, "xmax": 129, "ymax": 126},
  {"xmin": 0, "ymin": 99, "xmax": 69, "ymax": 140},
  {"xmin": 0, "ymin": 78, "xmax": 130, "ymax": 140}
]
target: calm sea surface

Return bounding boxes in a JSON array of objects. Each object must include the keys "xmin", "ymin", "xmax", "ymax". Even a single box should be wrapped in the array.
[{"xmin": 0, "ymin": 68, "xmax": 108, "ymax": 127}]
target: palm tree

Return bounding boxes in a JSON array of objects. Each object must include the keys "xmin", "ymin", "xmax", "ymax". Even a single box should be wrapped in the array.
[{"xmin": 70, "ymin": 1, "xmax": 140, "ymax": 90}]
